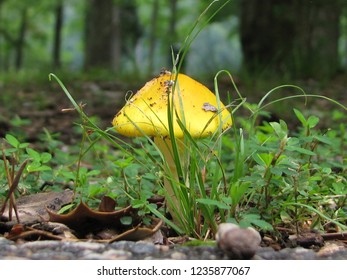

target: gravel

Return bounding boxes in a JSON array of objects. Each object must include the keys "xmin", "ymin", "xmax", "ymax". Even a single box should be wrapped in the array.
[{"xmin": 0, "ymin": 237, "xmax": 346, "ymax": 260}]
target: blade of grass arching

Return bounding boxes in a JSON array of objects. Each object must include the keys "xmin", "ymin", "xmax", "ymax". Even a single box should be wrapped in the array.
[
  {"xmin": 209, "ymin": 71, "xmax": 226, "ymax": 193},
  {"xmin": 174, "ymin": 0, "xmax": 231, "ymax": 74},
  {"xmin": 49, "ymin": 73, "xmax": 159, "ymax": 169},
  {"xmin": 213, "ymin": 70, "xmax": 249, "ymax": 185},
  {"xmin": 257, "ymin": 94, "xmax": 347, "ymax": 113},
  {"xmin": 211, "ymin": 71, "xmax": 244, "ymax": 193},
  {"xmin": 284, "ymin": 202, "xmax": 347, "ymax": 230},
  {"xmin": 49, "ymin": 74, "xmax": 87, "ymax": 117},
  {"xmin": 257, "ymin": 84, "xmax": 307, "ymax": 110},
  {"xmin": 251, "ymin": 85, "xmax": 306, "ymax": 130},
  {"xmin": 214, "ymin": 70, "xmax": 245, "ymax": 106},
  {"xmin": 146, "ymin": 204, "xmax": 183, "ymax": 234}
]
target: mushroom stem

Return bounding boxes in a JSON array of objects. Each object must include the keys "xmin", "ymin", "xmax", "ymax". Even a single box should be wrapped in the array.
[{"xmin": 154, "ymin": 136, "xmax": 186, "ymax": 223}]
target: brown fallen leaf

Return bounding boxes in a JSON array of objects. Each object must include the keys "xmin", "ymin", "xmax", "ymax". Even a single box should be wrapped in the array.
[
  {"xmin": 6, "ymin": 225, "xmax": 65, "ymax": 241},
  {"xmin": 47, "ymin": 201, "xmax": 133, "ymax": 230},
  {"xmin": 108, "ymin": 218, "xmax": 163, "ymax": 243},
  {"xmin": 2, "ymin": 190, "xmax": 74, "ymax": 225},
  {"xmin": 47, "ymin": 198, "xmax": 163, "ymax": 242}
]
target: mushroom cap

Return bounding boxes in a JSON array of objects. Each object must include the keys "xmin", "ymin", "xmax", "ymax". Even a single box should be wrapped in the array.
[{"xmin": 112, "ymin": 71, "xmax": 232, "ymax": 138}]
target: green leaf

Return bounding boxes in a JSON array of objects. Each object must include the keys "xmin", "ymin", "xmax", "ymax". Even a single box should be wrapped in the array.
[
  {"xmin": 293, "ymin": 108, "xmax": 307, "ymax": 126},
  {"xmin": 280, "ymin": 210, "xmax": 292, "ymax": 223},
  {"xmin": 249, "ymin": 219, "xmax": 273, "ymax": 231},
  {"xmin": 286, "ymin": 145, "xmax": 316, "ymax": 156},
  {"xmin": 240, "ymin": 214, "xmax": 273, "ymax": 230},
  {"xmin": 58, "ymin": 203, "xmax": 75, "ymax": 214},
  {"xmin": 270, "ymin": 121, "xmax": 287, "ymax": 138},
  {"xmin": 196, "ymin": 198, "xmax": 230, "ymax": 210},
  {"xmin": 40, "ymin": 152, "xmax": 52, "ymax": 163},
  {"xmin": 18, "ymin": 143, "xmax": 29, "ymax": 149},
  {"xmin": 87, "ymin": 170, "xmax": 101, "ymax": 176},
  {"xmin": 27, "ymin": 165, "xmax": 52, "ymax": 172},
  {"xmin": 120, "ymin": 216, "xmax": 133, "ymax": 225},
  {"xmin": 313, "ymin": 135, "xmax": 333, "ymax": 145},
  {"xmin": 307, "ymin": 116, "xmax": 319, "ymax": 128},
  {"xmin": 26, "ymin": 148, "xmax": 40, "ymax": 161},
  {"xmin": 253, "ymin": 153, "xmax": 273, "ymax": 166},
  {"xmin": 131, "ymin": 199, "xmax": 146, "ymax": 208},
  {"xmin": 230, "ymin": 181, "xmax": 250, "ymax": 206},
  {"xmin": 270, "ymin": 166, "xmax": 284, "ymax": 176},
  {"xmin": 5, "ymin": 134, "xmax": 20, "ymax": 148},
  {"xmin": 114, "ymin": 157, "xmax": 134, "ymax": 168},
  {"xmin": 142, "ymin": 173, "xmax": 158, "ymax": 180}
]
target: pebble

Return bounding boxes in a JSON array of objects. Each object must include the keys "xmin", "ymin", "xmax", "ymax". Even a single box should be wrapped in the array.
[
  {"xmin": 216, "ymin": 223, "xmax": 261, "ymax": 259},
  {"xmin": 170, "ymin": 251, "xmax": 187, "ymax": 260},
  {"xmin": 0, "ymin": 237, "xmax": 346, "ymax": 260}
]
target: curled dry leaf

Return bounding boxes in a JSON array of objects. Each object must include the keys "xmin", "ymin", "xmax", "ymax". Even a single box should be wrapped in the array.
[
  {"xmin": 47, "ymin": 198, "xmax": 163, "ymax": 242},
  {"xmin": 47, "ymin": 201, "xmax": 133, "ymax": 234}
]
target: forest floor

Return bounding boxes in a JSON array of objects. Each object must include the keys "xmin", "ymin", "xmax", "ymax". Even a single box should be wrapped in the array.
[{"xmin": 1, "ymin": 73, "xmax": 347, "ymax": 259}]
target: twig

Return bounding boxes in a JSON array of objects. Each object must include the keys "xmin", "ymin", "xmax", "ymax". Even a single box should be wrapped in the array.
[{"xmin": 0, "ymin": 159, "xmax": 29, "ymax": 220}]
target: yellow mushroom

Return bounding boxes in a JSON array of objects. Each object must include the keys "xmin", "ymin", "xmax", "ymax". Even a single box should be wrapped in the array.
[{"xmin": 112, "ymin": 70, "xmax": 232, "ymax": 222}]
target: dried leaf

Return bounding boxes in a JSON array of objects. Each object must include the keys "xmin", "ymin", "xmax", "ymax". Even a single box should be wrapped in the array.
[
  {"xmin": 98, "ymin": 196, "xmax": 116, "ymax": 212},
  {"xmin": 108, "ymin": 218, "xmax": 163, "ymax": 243},
  {"xmin": 47, "ymin": 199, "xmax": 163, "ymax": 242},
  {"xmin": 2, "ymin": 190, "xmax": 74, "ymax": 224},
  {"xmin": 47, "ymin": 201, "xmax": 133, "ymax": 237}
]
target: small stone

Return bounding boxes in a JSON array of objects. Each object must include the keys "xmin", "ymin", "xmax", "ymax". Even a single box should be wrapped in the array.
[
  {"xmin": 102, "ymin": 249, "xmax": 132, "ymax": 259},
  {"xmin": 20, "ymin": 240, "xmax": 60, "ymax": 248},
  {"xmin": 171, "ymin": 251, "xmax": 187, "ymax": 260},
  {"xmin": 216, "ymin": 223, "xmax": 261, "ymax": 259},
  {"xmin": 31, "ymin": 251, "xmax": 74, "ymax": 260},
  {"xmin": 62, "ymin": 241, "xmax": 105, "ymax": 253},
  {"xmin": 0, "ymin": 237, "xmax": 14, "ymax": 246},
  {"xmin": 317, "ymin": 242, "xmax": 346, "ymax": 258},
  {"xmin": 131, "ymin": 242, "xmax": 159, "ymax": 255},
  {"xmin": 278, "ymin": 247, "xmax": 316, "ymax": 260},
  {"xmin": 156, "ymin": 244, "xmax": 170, "ymax": 252}
]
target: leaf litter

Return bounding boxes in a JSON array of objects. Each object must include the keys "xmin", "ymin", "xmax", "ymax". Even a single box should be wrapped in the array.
[{"xmin": 1, "ymin": 192, "xmax": 163, "ymax": 243}]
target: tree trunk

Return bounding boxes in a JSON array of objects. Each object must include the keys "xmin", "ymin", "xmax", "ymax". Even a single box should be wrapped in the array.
[
  {"xmin": 240, "ymin": 0, "xmax": 341, "ymax": 79},
  {"xmin": 148, "ymin": 0, "xmax": 159, "ymax": 74},
  {"xmin": 167, "ymin": 0, "xmax": 182, "ymax": 70},
  {"xmin": 52, "ymin": 1, "xmax": 64, "ymax": 69},
  {"xmin": 111, "ymin": 5, "xmax": 121, "ymax": 71},
  {"xmin": 293, "ymin": 0, "xmax": 341, "ymax": 78},
  {"xmin": 15, "ymin": 8, "xmax": 28, "ymax": 71},
  {"xmin": 84, "ymin": 0, "xmax": 115, "ymax": 70}
]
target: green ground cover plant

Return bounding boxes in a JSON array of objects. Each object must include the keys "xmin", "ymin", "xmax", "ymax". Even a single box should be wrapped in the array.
[{"xmin": 1, "ymin": 0, "xmax": 346, "ymax": 242}]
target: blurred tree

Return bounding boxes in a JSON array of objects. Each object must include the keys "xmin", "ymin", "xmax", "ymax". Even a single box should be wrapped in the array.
[
  {"xmin": 52, "ymin": 0, "xmax": 64, "ymax": 69},
  {"xmin": 84, "ymin": 0, "xmax": 140, "ymax": 71},
  {"xmin": 14, "ymin": 6, "xmax": 27, "ymax": 70},
  {"xmin": 0, "ymin": 1, "xmax": 28, "ymax": 71},
  {"xmin": 148, "ymin": 0, "xmax": 159, "ymax": 74},
  {"xmin": 240, "ymin": 0, "xmax": 342, "ymax": 79},
  {"xmin": 84, "ymin": 0, "xmax": 115, "ymax": 70}
]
